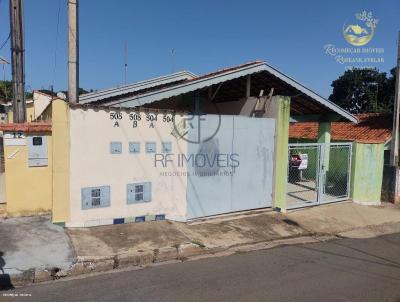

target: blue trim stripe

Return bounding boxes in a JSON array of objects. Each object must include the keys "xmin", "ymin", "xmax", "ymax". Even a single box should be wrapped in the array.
[
  {"xmin": 113, "ymin": 218, "xmax": 125, "ymax": 224},
  {"xmin": 83, "ymin": 214, "xmax": 166, "ymax": 228},
  {"xmin": 135, "ymin": 216, "xmax": 146, "ymax": 223},
  {"xmin": 155, "ymin": 214, "xmax": 166, "ymax": 221}
]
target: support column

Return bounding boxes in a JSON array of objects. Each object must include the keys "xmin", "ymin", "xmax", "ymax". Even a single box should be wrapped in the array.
[
  {"xmin": 52, "ymin": 99, "xmax": 70, "ymax": 226},
  {"xmin": 265, "ymin": 95, "xmax": 290, "ymax": 212},
  {"xmin": 351, "ymin": 142, "xmax": 384, "ymax": 205},
  {"xmin": 318, "ymin": 122, "xmax": 331, "ymax": 171}
]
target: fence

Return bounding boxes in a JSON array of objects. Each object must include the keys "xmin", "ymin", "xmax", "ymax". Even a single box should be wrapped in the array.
[{"xmin": 287, "ymin": 143, "xmax": 352, "ymax": 209}]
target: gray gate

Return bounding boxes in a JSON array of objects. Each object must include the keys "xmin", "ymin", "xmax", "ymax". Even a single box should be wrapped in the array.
[
  {"xmin": 287, "ymin": 142, "xmax": 352, "ymax": 209},
  {"xmin": 186, "ymin": 115, "xmax": 275, "ymax": 219}
]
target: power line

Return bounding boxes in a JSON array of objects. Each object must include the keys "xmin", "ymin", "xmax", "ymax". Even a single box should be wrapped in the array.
[
  {"xmin": 52, "ymin": 0, "xmax": 62, "ymax": 88},
  {"xmin": 0, "ymin": 0, "xmax": 10, "ymax": 50},
  {"xmin": 0, "ymin": 32, "xmax": 10, "ymax": 51}
]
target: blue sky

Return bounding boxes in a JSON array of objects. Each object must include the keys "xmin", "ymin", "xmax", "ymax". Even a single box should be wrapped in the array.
[{"xmin": 0, "ymin": 0, "xmax": 399, "ymax": 98}]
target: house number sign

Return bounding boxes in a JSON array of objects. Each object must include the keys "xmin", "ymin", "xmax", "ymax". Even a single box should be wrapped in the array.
[{"xmin": 109, "ymin": 111, "xmax": 175, "ymax": 128}]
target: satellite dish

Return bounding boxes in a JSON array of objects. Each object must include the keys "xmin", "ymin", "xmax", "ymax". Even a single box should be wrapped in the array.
[{"xmin": 56, "ymin": 92, "xmax": 67, "ymax": 100}]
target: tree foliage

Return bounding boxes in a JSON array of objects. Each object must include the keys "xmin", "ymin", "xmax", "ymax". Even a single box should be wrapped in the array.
[
  {"xmin": 328, "ymin": 68, "xmax": 396, "ymax": 114},
  {"xmin": 0, "ymin": 80, "xmax": 33, "ymax": 101},
  {"xmin": 0, "ymin": 80, "xmax": 91, "ymax": 102},
  {"xmin": 0, "ymin": 80, "xmax": 12, "ymax": 101}
]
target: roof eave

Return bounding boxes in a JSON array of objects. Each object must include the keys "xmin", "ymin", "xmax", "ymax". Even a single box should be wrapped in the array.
[
  {"xmin": 261, "ymin": 63, "xmax": 357, "ymax": 123},
  {"xmin": 107, "ymin": 62, "xmax": 266, "ymax": 107},
  {"xmin": 105, "ymin": 62, "xmax": 357, "ymax": 124},
  {"xmin": 79, "ymin": 71, "xmax": 197, "ymax": 104}
]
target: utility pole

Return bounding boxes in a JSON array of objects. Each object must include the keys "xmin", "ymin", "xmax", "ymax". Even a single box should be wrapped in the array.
[
  {"xmin": 68, "ymin": 0, "xmax": 79, "ymax": 104},
  {"xmin": 390, "ymin": 31, "xmax": 400, "ymax": 166},
  {"xmin": 9, "ymin": 0, "xmax": 26, "ymax": 123}
]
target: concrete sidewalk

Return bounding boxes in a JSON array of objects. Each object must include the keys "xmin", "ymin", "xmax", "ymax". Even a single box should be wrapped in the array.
[
  {"xmin": 2, "ymin": 202, "xmax": 400, "ymax": 288},
  {"xmin": 68, "ymin": 202, "xmax": 400, "ymax": 255},
  {"xmin": 67, "ymin": 211, "xmax": 308, "ymax": 258},
  {"xmin": 287, "ymin": 202, "xmax": 400, "ymax": 234},
  {"xmin": 66, "ymin": 202, "xmax": 400, "ymax": 268},
  {"xmin": 0, "ymin": 216, "xmax": 74, "ymax": 288}
]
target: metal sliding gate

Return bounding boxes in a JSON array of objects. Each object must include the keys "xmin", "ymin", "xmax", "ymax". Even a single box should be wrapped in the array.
[
  {"xmin": 287, "ymin": 143, "xmax": 352, "ymax": 209},
  {"xmin": 186, "ymin": 115, "xmax": 275, "ymax": 219}
]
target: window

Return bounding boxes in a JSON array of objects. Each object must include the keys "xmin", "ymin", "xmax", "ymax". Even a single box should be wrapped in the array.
[
  {"xmin": 135, "ymin": 184, "xmax": 144, "ymax": 201},
  {"xmin": 110, "ymin": 142, "xmax": 122, "ymax": 154},
  {"xmin": 91, "ymin": 188, "xmax": 101, "ymax": 206},
  {"xmin": 162, "ymin": 142, "xmax": 172, "ymax": 153},
  {"xmin": 81, "ymin": 186, "xmax": 110, "ymax": 209},
  {"xmin": 127, "ymin": 182, "xmax": 151, "ymax": 204},
  {"xmin": 145, "ymin": 142, "xmax": 156, "ymax": 153},
  {"xmin": 129, "ymin": 142, "xmax": 140, "ymax": 154}
]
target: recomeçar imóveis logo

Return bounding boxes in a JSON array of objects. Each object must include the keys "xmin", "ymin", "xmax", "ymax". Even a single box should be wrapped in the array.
[{"xmin": 343, "ymin": 11, "xmax": 378, "ymax": 46}]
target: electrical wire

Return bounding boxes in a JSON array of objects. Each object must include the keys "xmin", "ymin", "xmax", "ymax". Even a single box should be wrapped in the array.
[
  {"xmin": 52, "ymin": 0, "xmax": 62, "ymax": 91},
  {"xmin": 0, "ymin": 0, "xmax": 10, "ymax": 50},
  {"xmin": 0, "ymin": 32, "xmax": 10, "ymax": 51}
]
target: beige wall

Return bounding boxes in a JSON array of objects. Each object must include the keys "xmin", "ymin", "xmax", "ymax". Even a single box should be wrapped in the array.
[
  {"xmin": 0, "ymin": 173, "xmax": 5, "ymax": 204},
  {"xmin": 68, "ymin": 107, "xmax": 188, "ymax": 227},
  {"xmin": 8, "ymin": 102, "xmax": 35, "ymax": 123},
  {"xmin": 52, "ymin": 99, "xmax": 70, "ymax": 225},
  {"xmin": 4, "ymin": 133, "xmax": 53, "ymax": 216}
]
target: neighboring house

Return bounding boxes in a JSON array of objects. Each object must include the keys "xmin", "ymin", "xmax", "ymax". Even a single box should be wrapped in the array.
[
  {"xmin": 0, "ymin": 60, "xmax": 371, "ymax": 227},
  {"xmin": 6, "ymin": 90, "xmax": 52, "ymax": 122},
  {"xmin": 289, "ymin": 113, "xmax": 392, "ymax": 145},
  {"xmin": 289, "ymin": 113, "xmax": 393, "ymax": 206},
  {"xmin": 0, "ymin": 91, "xmax": 52, "ymax": 205}
]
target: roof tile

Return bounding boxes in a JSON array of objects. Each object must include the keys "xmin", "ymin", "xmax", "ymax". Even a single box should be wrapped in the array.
[
  {"xmin": 289, "ymin": 113, "xmax": 392, "ymax": 144},
  {"xmin": 0, "ymin": 122, "xmax": 52, "ymax": 133}
]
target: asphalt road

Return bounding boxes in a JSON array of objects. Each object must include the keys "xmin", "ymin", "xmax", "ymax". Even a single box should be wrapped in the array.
[{"xmin": 2, "ymin": 233, "xmax": 400, "ymax": 302}]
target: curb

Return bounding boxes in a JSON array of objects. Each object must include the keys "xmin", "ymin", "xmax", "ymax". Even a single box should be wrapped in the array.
[
  {"xmin": 8, "ymin": 242, "xmax": 210, "ymax": 287},
  {"xmin": 6, "ymin": 237, "xmax": 308, "ymax": 288},
  {"xmin": 8, "ymin": 222, "xmax": 399, "ymax": 288}
]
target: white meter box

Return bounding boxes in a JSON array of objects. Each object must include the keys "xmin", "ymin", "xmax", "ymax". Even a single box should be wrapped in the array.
[{"xmin": 27, "ymin": 136, "xmax": 48, "ymax": 167}]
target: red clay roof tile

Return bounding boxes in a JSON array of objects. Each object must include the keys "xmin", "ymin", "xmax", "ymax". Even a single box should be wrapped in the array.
[
  {"xmin": 0, "ymin": 123, "xmax": 51, "ymax": 133},
  {"xmin": 289, "ymin": 113, "xmax": 392, "ymax": 144}
]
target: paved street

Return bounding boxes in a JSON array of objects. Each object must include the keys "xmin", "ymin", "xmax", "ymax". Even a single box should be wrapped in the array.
[{"xmin": 2, "ymin": 232, "xmax": 400, "ymax": 302}]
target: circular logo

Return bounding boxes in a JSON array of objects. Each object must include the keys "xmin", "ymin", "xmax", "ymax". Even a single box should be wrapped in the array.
[
  {"xmin": 343, "ymin": 11, "xmax": 378, "ymax": 47},
  {"xmin": 171, "ymin": 99, "xmax": 221, "ymax": 144}
]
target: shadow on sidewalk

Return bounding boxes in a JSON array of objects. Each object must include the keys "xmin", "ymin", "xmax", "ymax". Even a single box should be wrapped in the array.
[{"xmin": 0, "ymin": 251, "xmax": 14, "ymax": 291}]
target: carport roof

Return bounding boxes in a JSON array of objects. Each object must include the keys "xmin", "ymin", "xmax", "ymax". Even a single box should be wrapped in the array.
[{"xmin": 79, "ymin": 61, "xmax": 357, "ymax": 123}]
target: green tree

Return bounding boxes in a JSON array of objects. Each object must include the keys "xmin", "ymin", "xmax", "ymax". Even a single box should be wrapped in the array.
[
  {"xmin": 0, "ymin": 80, "xmax": 33, "ymax": 102},
  {"xmin": 328, "ymin": 68, "xmax": 396, "ymax": 114},
  {"xmin": 0, "ymin": 81, "xmax": 91, "ymax": 102},
  {"xmin": 0, "ymin": 80, "xmax": 12, "ymax": 102}
]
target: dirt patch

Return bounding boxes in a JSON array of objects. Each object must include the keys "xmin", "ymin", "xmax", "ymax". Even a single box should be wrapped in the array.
[{"xmin": 68, "ymin": 220, "xmax": 189, "ymax": 255}]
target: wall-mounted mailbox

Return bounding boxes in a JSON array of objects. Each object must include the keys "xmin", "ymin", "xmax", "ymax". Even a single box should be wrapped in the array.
[{"xmin": 28, "ymin": 136, "xmax": 48, "ymax": 167}]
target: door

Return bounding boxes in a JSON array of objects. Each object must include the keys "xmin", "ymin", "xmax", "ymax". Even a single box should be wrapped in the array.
[
  {"xmin": 287, "ymin": 144, "xmax": 321, "ymax": 208},
  {"xmin": 287, "ymin": 142, "xmax": 352, "ymax": 209}
]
